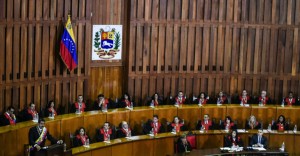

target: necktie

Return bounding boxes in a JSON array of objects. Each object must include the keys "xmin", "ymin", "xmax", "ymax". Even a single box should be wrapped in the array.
[{"xmin": 258, "ymin": 136, "xmax": 260, "ymax": 144}]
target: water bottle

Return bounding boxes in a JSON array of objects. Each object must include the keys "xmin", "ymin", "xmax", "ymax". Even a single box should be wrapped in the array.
[
  {"xmin": 201, "ymin": 125, "xmax": 205, "ymax": 130},
  {"xmin": 225, "ymin": 124, "xmax": 229, "ymax": 131},
  {"xmin": 78, "ymin": 104, "xmax": 82, "ymax": 113},
  {"xmin": 217, "ymin": 98, "xmax": 220, "ymax": 105},
  {"xmin": 182, "ymin": 119, "xmax": 185, "ymax": 124},
  {"xmin": 150, "ymin": 100, "xmax": 154, "ymax": 107},
  {"xmin": 259, "ymin": 100, "xmax": 262, "ymax": 106},
  {"xmin": 268, "ymin": 124, "xmax": 272, "ymax": 131},
  {"xmin": 33, "ymin": 113, "xmax": 37, "ymax": 120},
  {"xmin": 240, "ymin": 100, "xmax": 243, "ymax": 106},
  {"xmin": 281, "ymin": 98, "xmax": 285, "ymax": 106},
  {"xmin": 199, "ymin": 99, "xmax": 202, "ymax": 105},
  {"xmin": 86, "ymin": 138, "xmax": 90, "ymax": 146},
  {"xmin": 294, "ymin": 125, "xmax": 297, "ymax": 132},
  {"xmin": 102, "ymin": 104, "xmax": 107, "ymax": 112},
  {"xmin": 130, "ymin": 102, "xmax": 133, "ymax": 109},
  {"xmin": 36, "ymin": 113, "xmax": 39, "ymax": 121},
  {"xmin": 63, "ymin": 143, "xmax": 66, "ymax": 151},
  {"xmin": 150, "ymin": 128, "xmax": 154, "ymax": 135},
  {"xmin": 172, "ymin": 126, "xmax": 176, "ymax": 133},
  {"xmin": 281, "ymin": 142, "xmax": 285, "ymax": 151},
  {"xmin": 107, "ymin": 135, "xmax": 110, "ymax": 141}
]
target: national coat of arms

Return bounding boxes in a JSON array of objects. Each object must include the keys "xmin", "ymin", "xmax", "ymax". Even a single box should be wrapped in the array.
[{"xmin": 92, "ymin": 25, "xmax": 122, "ymax": 60}]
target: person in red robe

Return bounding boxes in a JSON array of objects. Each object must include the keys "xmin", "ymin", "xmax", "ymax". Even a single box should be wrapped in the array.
[
  {"xmin": 196, "ymin": 114, "xmax": 214, "ymax": 130},
  {"xmin": 167, "ymin": 116, "xmax": 187, "ymax": 132},
  {"xmin": 272, "ymin": 115, "xmax": 290, "ymax": 131},
  {"xmin": 143, "ymin": 115, "xmax": 165, "ymax": 134},
  {"xmin": 94, "ymin": 94, "xmax": 110, "ymax": 110},
  {"xmin": 116, "ymin": 121, "xmax": 135, "ymax": 138},
  {"xmin": 0, "ymin": 106, "xmax": 17, "ymax": 126},
  {"xmin": 257, "ymin": 90, "xmax": 271, "ymax": 105},
  {"xmin": 24, "ymin": 103, "xmax": 38, "ymax": 121},
  {"xmin": 45, "ymin": 100, "xmax": 57, "ymax": 117},
  {"xmin": 73, "ymin": 127, "xmax": 90, "ymax": 147},
  {"xmin": 173, "ymin": 91, "xmax": 186, "ymax": 105},
  {"xmin": 284, "ymin": 91, "xmax": 296, "ymax": 106},
  {"xmin": 72, "ymin": 95, "xmax": 86, "ymax": 113},
  {"xmin": 245, "ymin": 115, "xmax": 261, "ymax": 130},
  {"xmin": 148, "ymin": 93, "xmax": 163, "ymax": 106},
  {"xmin": 239, "ymin": 90, "xmax": 251, "ymax": 105},
  {"xmin": 96, "ymin": 122, "xmax": 115, "ymax": 142},
  {"xmin": 224, "ymin": 129, "xmax": 244, "ymax": 147}
]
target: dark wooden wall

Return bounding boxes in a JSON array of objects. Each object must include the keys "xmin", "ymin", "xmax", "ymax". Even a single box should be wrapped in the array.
[
  {"xmin": 1, "ymin": 0, "xmax": 300, "ymax": 112},
  {"xmin": 128, "ymin": 0, "xmax": 300, "ymax": 104},
  {"xmin": 89, "ymin": 0, "xmax": 129, "ymax": 101},
  {"xmin": 0, "ymin": 0, "xmax": 92, "ymax": 113}
]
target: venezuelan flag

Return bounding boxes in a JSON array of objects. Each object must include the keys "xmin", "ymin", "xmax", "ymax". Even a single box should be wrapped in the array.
[{"xmin": 60, "ymin": 15, "xmax": 78, "ymax": 71}]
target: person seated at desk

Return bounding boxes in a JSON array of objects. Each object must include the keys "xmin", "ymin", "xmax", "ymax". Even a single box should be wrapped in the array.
[
  {"xmin": 148, "ymin": 93, "xmax": 163, "ymax": 106},
  {"xmin": 173, "ymin": 91, "xmax": 187, "ymax": 105},
  {"xmin": 245, "ymin": 115, "xmax": 261, "ymax": 130},
  {"xmin": 143, "ymin": 115, "xmax": 165, "ymax": 134},
  {"xmin": 238, "ymin": 90, "xmax": 251, "ymax": 105},
  {"xmin": 116, "ymin": 121, "xmax": 135, "ymax": 138},
  {"xmin": 72, "ymin": 95, "xmax": 86, "ymax": 113},
  {"xmin": 220, "ymin": 116, "xmax": 237, "ymax": 130},
  {"xmin": 24, "ymin": 102, "xmax": 38, "ymax": 121},
  {"xmin": 73, "ymin": 127, "xmax": 90, "ymax": 147},
  {"xmin": 45, "ymin": 100, "xmax": 57, "ymax": 117},
  {"xmin": 194, "ymin": 92, "xmax": 210, "ymax": 105},
  {"xmin": 96, "ymin": 122, "xmax": 115, "ymax": 142},
  {"xmin": 224, "ymin": 129, "xmax": 244, "ymax": 148},
  {"xmin": 28, "ymin": 118, "xmax": 63, "ymax": 156},
  {"xmin": 215, "ymin": 91, "xmax": 228, "ymax": 104},
  {"xmin": 196, "ymin": 114, "xmax": 214, "ymax": 130},
  {"xmin": 257, "ymin": 90, "xmax": 271, "ymax": 105},
  {"xmin": 94, "ymin": 94, "xmax": 111, "ymax": 110},
  {"xmin": 284, "ymin": 91, "xmax": 296, "ymax": 106},
  {"xmin": 250, "ymin": 129, "xmax": 268, "ymax": 148},
  {"xmin": 272, "ymin": 115, "xmax": 290, "ymax": 131},
  {"xmin": 177, "ymin": 134, "xmax": 192, "ymax": 153},
  {"xmin": 0, "ymin": 106, "xmax": 17, "ymax": 126},
  {"xmin": 118, "ymin": 93, "xmax": 135, "ymax": 108},
  {"xmin": 167, "ymin": 116, "xmax": 187, "ymax": 132}
]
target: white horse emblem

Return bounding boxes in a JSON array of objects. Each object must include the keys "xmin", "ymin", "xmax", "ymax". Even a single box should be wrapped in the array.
[{"xmin": 102, "ymin": 41, "xmax": 113, "ymax": 46}]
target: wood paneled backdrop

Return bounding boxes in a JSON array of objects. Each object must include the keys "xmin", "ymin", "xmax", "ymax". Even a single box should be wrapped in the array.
[
  {"xmin": 128, "ymin": 0, "xmax": 300, "ymax": 104},
  {"xmin": 2, "ymin": 0, "xmax": 300, "ymax": 114},
  {"xmin": 0, "ymin": 0, "xmax": 127, "ymax": 114}
]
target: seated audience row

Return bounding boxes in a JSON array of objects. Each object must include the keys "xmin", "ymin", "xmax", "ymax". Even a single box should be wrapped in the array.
[{"xmin": 0, "ymin": 90, "xmax": 298, "ymax": 126}]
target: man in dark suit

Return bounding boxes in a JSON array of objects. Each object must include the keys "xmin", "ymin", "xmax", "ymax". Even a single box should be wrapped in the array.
[
  {"xmin": 28, "ymin": 118, "xmax": 63, "ymax": 156},
  {"xmin": 250, "ymin": 129, "xmax": 268, "ymax": 148}
]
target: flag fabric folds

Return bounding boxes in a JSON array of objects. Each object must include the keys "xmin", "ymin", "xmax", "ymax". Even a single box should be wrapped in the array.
[{"xmin": 60, "ymin": 15, "xmax": 78, "ymax": 71}]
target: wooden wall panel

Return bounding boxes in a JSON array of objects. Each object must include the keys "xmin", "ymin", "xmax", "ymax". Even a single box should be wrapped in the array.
[
  {"xmin": 128, "ymin": 0, "xmax": 300, "ymax": 104},
  {"xmin": 0, "ymin": 0, "xmax": 92, "ymax": 114},
  {"xmin": 89, "ymin": 67, "xmax": 123, "ymax": 100}
]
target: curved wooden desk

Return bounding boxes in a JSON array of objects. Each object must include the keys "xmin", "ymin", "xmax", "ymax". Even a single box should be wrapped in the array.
[
  {"xmin": 71, "ymin": 130, "xmax": 295, "ymax": 156},
  {"xmin": 0, "ymin": 105, "xmax": 300, "ymax": 156}
]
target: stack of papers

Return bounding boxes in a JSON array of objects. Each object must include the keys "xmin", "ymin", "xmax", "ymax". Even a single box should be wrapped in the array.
[
  {"xmin": 237, "ymin": 129, "xmax": 246, "ymax": 133},
  {"xmin": 252, "ymin": 147, "xmax": 266, "ymax": 151}
]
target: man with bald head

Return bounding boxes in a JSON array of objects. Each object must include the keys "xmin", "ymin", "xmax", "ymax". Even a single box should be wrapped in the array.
[
  {"xmin": 116, "ymin": 121, "xmax": 135, "ymax": 138},
  {"xmin": 257, "ymin": 90, "xmax": 271, "ymax": 105}
]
